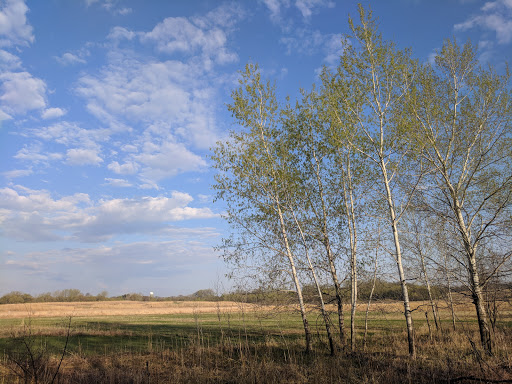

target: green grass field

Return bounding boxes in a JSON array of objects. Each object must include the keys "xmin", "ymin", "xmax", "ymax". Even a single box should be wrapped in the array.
[{"xmin": 0, "ymin": 301, "xmax": 511, "ymax": 383}]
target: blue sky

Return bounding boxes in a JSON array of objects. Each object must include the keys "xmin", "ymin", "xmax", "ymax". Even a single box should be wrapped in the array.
[{"xmin": 1, "ymin": 0, "xmax": 511, "ymax": 296}]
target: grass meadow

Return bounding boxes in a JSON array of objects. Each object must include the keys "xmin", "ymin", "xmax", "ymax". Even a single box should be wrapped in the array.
[{"xmin": 0, "ymin": 299, "xmax": 511, "ymax": 383}]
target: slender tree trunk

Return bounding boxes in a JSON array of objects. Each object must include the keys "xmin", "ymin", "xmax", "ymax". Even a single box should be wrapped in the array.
[
  {"xmin": 276, "ymin": 205, "xmax": 312, "ymax": 353},
  {"xmin": 363, "ymin": 250, "xmax": 378, "ymax": 351},
  {"xmin": 419, "ymin": 248, "xmax": 439, "ymax": 330},
  {"xmin": 443, "ymin": 252, "xmax": 457, "ymax": 331},
  {"xmin": 292, "ymin": 208, "xmax": 335, "ymax": 355},
  {"xmin": 342, "ymin": 154, "xmax": 358, "ymax": 351},
  {"xmin": 325, "ymin": 241, "xmax": 346, "ymax": 347},
  {"xmin": 452, "ymin": 200, "xmax": 492, "ymax": 355},
  {"xmin": 380, "ymin": 159, "xmax": 416, "ymax": 358},
  {"xmin": 468, "ymin": 252, "xmax": 493, "ymax": 355},
  {"xmin": 311, "ymin": 150, "xmax": 346, "ymax": 348}
]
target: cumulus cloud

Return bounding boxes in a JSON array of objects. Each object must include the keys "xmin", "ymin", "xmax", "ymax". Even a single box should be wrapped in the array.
[
  {"xmin": 103, "ymin": 177, "xmax": 132, "ymax": 187},
  {"xmin": 60, "ymin": 4, "xmax": 243, "ymax": 187},
  {"xmin": 66, "ymin": 148, "xmax": 103, "ymax": 165},
  {"xmin": 107, "ymin": 160, "xmax": 139, "ymax": 175},
  {"xmin": 455, "ymin": 0, "xmax": 512, "ymax": 44},
  {"xmin": 0, "ymin": 186, "xmax": 90, "ymax": 213},
  {"xmin": 0, "ymin": 186, "xmax": 219, "ymax": 242},
  {"xmin": 41, "ymin": 107, "xmax": 66, "ymax": 119},
  {"xmin": 0, "ymin": 71, "xmax": 47, "ymax": 116},
  {"xmin": 14, "ymin": 143, "xmax": 63, "ymax": 164},
  {"xmin": 74, "ymin": 56, "xmax": 217, "ymax": 183},
  {"xmin": 55, "ymin": 52, "xmax": 87, "ymax": 66},
  {"xmin": 141, "ymin": 17, "xmax": 238, "ymax": 65},
  {"xmin": 134, "ymin": 141, "xmax": 207, "ymax": 181},
  {"xmin": 0, "ymin": 0, "xmax": 34, "ymax": 47},
  {"xmin": 107, "ymin": 26, "xmax": 136, "ymax": 41}
]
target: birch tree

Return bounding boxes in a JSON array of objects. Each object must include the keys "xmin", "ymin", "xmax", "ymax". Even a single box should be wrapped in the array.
[
  {"xmin": 211, "ymin": 64, "xmax": 313, "ymax": 353},
  {"xmin": 283, "ymin": 89, "xmax": 348, "ymax": 348},
  {"xmin": 324, "ymin": 6, "xmax": 419, "ymax": 357},
  {"xmin": 408, "ymin": 39, "xmax": 512, "ymax": 355}
]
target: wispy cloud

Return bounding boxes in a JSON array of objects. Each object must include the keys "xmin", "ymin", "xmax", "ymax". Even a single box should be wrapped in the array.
[
  {"xmin": 55, "ymin": 52, "xmax": 87, "ymax": 66},
  {"xmin": 280, "ymin": 29, "xmax": 342, "ymax": 68},
  {"xmin": 455, "ymin": 0, "xmax": 512, "ymax": 44},
  {"xmin": 260, "ymin": 0, "xmax": 334, "ymax": 23}
]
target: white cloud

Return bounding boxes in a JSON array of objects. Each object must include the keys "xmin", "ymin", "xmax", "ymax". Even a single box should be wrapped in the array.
[
  {"xmin": 261, "ymin": 0, "xmax": 289, "ymax": 22},
  {"xmin": 0, "ymin": 186, "xmax": 218, "ymax": 242},
  {"xmin": 55, "ymin": 52, "xmax": 87, "ymax": 65},
  {"xmin": 104, "ymin": 177, "xmax": 132, "ymax": 187},
  {"xmin": 29, "ymin": 121, "xmax": 111, "ymax": 149},
  {"xmin": 141, "ymin": 17, "xmax": 238, "ymax": 65},
  {"xmin": 134, "ymin": 141, "xmax": 207, "ymax": 181},
  {"xmin": 261, "ymin": 0, "xmax": 333, "ymax": 22},
  {"xmin": 14, "ymin": 143, "xmax": 63, "ymax": 164},
  {"xmin": 75, "ymin": 57, "xmax": 216, "ymax": 183},
  {"xmin": 0, "ymin": 49, "xmax": 21, "ymax": 69},
  {"xmin": 116, "ymin": 7, "xmax": 132, "ymax": 16},
  {"xmin": 0, "ymin": 186, "xmax": 90, "ymax": 213},
  {"xmin": 2, "ymin": 168, "xmax": 32, "ymax": 178},
  {"xmin": 41, "ymin": 107, "xmax": 66, "ymax": 119},
  {"xmin": 107, "ymin": 26, "xmax": 136, "ymax": 41},
  {"xmin": 76, "ymin": 58, "xmax": 221, "ymax": 149},
  {"xmin": 108, "ymin": 160, "xmax": 139, "ymax": 175},
  {"xmin": 0, "ymin": 108, "xmax": 11, "ymax": 120},
  {"xmin": 455, "ymin": 0, "xmax": 512, "ymax": 44},
  {"xmin": 295, "ymin": 0, "xmax": 334, "ymax": 19},
  {"xmin": 66, "ymin": 148, "xmax": 103, "ymax": 165},
  {"xmin": 280, "ymin": 29, "xmax": 342, "ymax": 67},
  {"xmin": 85, "ymin": 0, "xmax": 132, "ymax": 15},
  {"xmin": 0, "ymin": 71, "xmax": 47, "ymax": 115},
  {"xmin": 0, "ymin": 0, "xmax": 34, "ymax": 47},
  {"xmin": 67, "ymin": 4, "xmax": 243, "ymax": 186}
]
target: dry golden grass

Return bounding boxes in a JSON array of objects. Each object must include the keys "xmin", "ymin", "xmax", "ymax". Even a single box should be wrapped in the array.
[
  {"xmin": 0, "ymin": 300, "xmax": 259, "ymax": 319},
  {"xmin": 0, "ymin": 299, "xmax": 489, "ymax": 320}
]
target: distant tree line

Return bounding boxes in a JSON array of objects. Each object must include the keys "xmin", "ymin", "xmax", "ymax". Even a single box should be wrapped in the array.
[
  {"xmin": 0, "ymin": 288, "xmax": 220, "ymax": 304},
  {"xmin": 4, "ymin": 282, "xmax": 504, "ymax": 305},
  {"xmin": 0, "ymin": 289, "xmax": 108, "ymax": 304}
]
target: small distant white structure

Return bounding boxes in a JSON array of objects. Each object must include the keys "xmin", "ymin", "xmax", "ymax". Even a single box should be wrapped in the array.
[{"xmin": 149, "ymin": 292, "xmax": 154, "ymax": 298}]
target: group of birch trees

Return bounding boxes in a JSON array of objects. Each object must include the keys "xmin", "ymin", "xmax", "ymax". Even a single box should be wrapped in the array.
[{"xmin": 211, "ymin": 6, "xmax": 512, "ymax": 357}]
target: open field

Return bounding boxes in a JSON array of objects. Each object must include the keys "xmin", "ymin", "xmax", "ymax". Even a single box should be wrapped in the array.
[
  {"xmin": 0, "ymin": 300, "xmax": 258, "ymax": 319},
  {"xmin": 0, "ymin": 299, "xmax": 511, "ymax": 383},
  {"xmin": 0, "ymin": 298, "xmax": 497, "ymax": 318}
]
